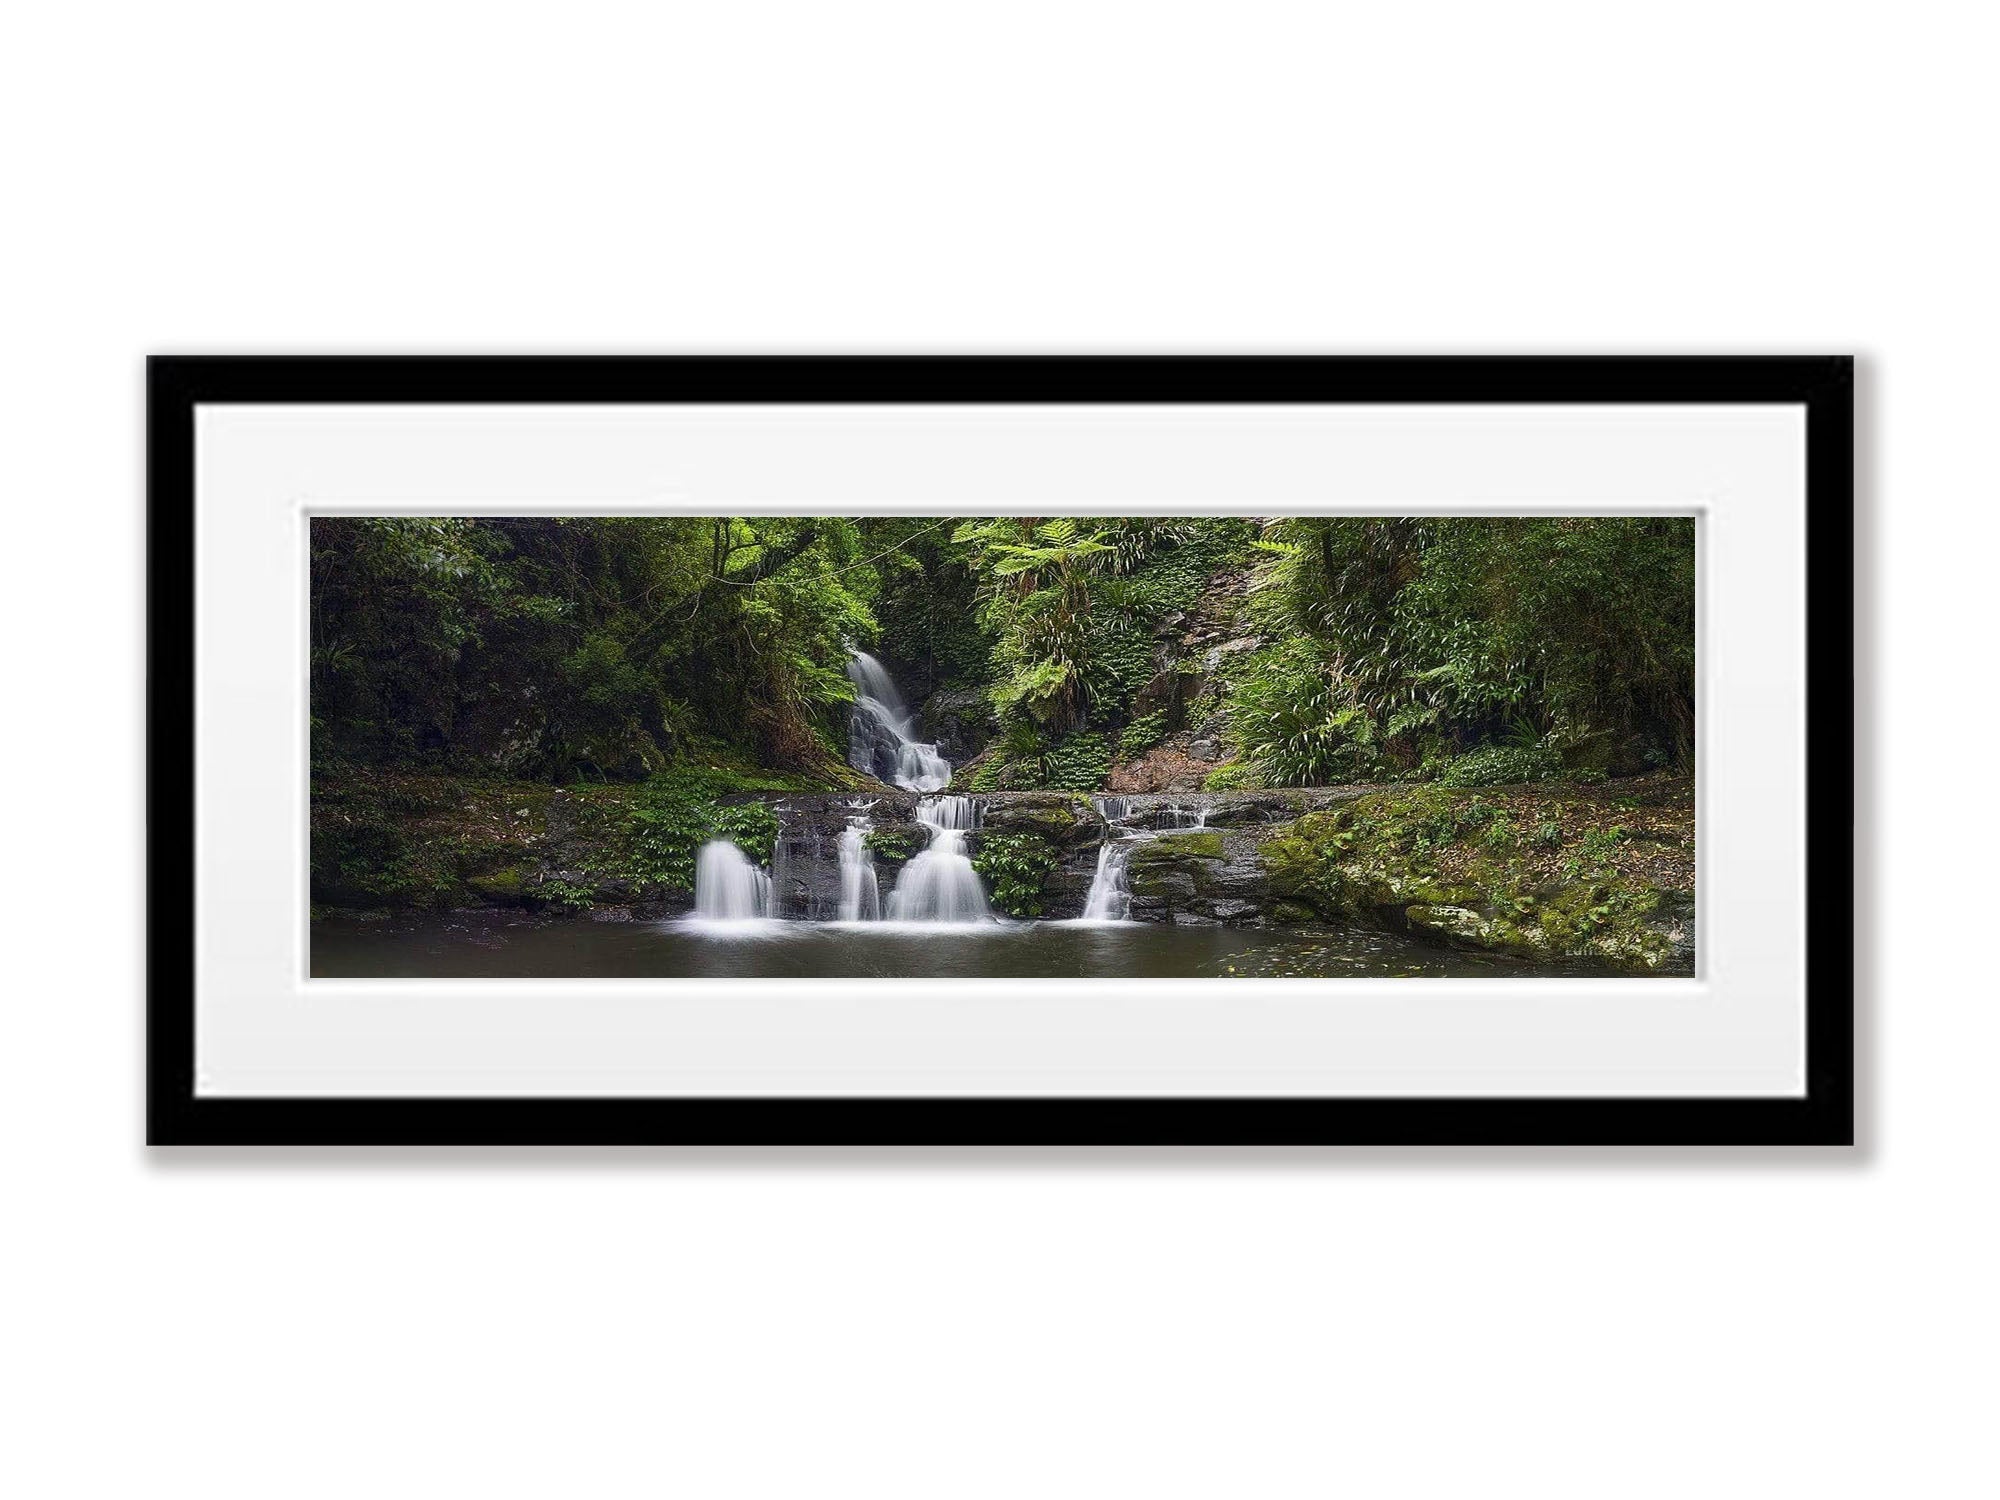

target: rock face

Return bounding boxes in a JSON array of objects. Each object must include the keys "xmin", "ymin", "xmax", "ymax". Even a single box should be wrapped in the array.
[
  {"xmin": 757, "ymin": 792, "xmax": 924, "ymax": 920},
  {"xmin": 1126, "ymin": 829, "xmax": 1270, "ymax": 925},
  {"xmin": 916, "ymin": 687, "xmax": 999, "ymax": 764}
]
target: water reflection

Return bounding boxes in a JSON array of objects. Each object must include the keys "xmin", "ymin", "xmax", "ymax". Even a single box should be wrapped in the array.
[{"xmin": 311, "ymin": 911, "xmax": 1663, "ymax": 980}]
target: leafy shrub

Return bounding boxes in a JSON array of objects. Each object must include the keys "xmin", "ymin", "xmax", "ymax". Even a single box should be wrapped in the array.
[
  {"xmin": 712, "ymin": 800, "xmax": 779, "ymax": 866},
  {"xmin": 1118, "ymin": 710, "xmax": 1169, "ymax": 758},
  {"xmin": 1563, "ymin": 824, "xmax": 1626, "ymax": 879},
  {"xmin": 863, "ymin": 825, "xmax": 928, "ymax": 867},
  {"xmin": 1230, "ymin": 639, "xmax": 1376, "ymax": 786},
  {"xmin": 600, "ymin": 775, "xmax": 780, "ymax": 892},
  {"xmin": 1201, "ymin": 760, "xmax": 1263, "ymax": 792},
  {"xmin": 534, "ymin": 879, "xmax": 596, "ymax": 912},
  {"xmin": 969, "ymin": 832, "xmax": 1057, "ymax": 917},
  {"xmin": 1435, "ymin": 742, "xmax": 1563, "ymax": 787},
  {"xmin": 1040, "ymin": 731, "xmax": 1113, "ymax": 791}
]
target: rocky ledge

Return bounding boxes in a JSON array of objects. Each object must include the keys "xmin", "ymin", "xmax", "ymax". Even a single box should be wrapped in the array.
[{"xmin": 312, "ymin": 771, "xmax": 1694, "ymax": 973}]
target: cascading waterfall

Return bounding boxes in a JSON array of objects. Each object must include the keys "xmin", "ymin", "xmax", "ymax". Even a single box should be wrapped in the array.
[
  {"xmin": 1078, "ymin": 795, "xmax": 1155, "ymax": 922},
  {"xmin": 1080, "ymin": 838, "xmax": 1139, "ymax": 921},
  {"xmin": 693, "ymin": 840, "xmax": 771, "ymax": 919},
  {"xmin": 837, "ymin": 807, "xmax": 881, "ymax": 922},
  {"xmin": 846, "ymin": 650, "xmax": 951, "ymax": 792},
  {"xmin": 1159, "ymin": 800, "xmax": 1211, "ymax": 829},
  {"xmin": 884, "ymin": 794, "xmax": 992, "ymax": 923}
]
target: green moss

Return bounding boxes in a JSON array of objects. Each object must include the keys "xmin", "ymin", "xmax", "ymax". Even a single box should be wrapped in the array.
[
  {"xmin": 1129, "ymin": 865, "xmax": 1197, "ymax": 900},
  {"xmin": 463, "ymin": 867, "xmax": 526, "ymax": 903},
  {"xmin": 1135, "ymin": 830, "xmax": 1225, "ymax": 862},
  {"xmin": 1253, "ymin": 785, "xmax": 1684, "ymax": 970},
  {"xmin": 980, "ymin": 799, "xmax": 1078, "ymax": 839}
]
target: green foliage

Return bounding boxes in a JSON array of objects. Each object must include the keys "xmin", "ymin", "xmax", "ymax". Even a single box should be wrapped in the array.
[
  {"xmin": 311, "ymin": 513, "xmax": 1689, "ymax": 813},
  {"xmin": 312, "ymin": 515, "xmax": 881, "ymax": 781},
  {"xmin": 863, "ymin": 824, "xmax": 928, "ymax": 867},
  {"xmin": 1563, "ymin": 824, "xmax": 1627, "ymax": 880},
  {"xmin": 1118, "ymin": 710, "xmax": 1170, "ymax": 758},
  {"xmin": 599, "ymin": 774, "xmax": 780, "ymax": 893},
  {"xmin": 712, "ymin": 800, "xmax": 779, "ymax": 867},
  {"xmin": 969, "ymin": 832, "xmax": 1058, "ymax": 917},
  {"xmin": 534, "ymin": 879, "xmax": 596, "ymax": 912},
  {"xmin": 1202, "ymin": 760, "xmax": 1264, "ymax": 792},
  {"xmin": 1040, "ymin": 731, "xmax": 1113, "ymax": 791},
  {"xmin": 1230, "ymin": 638, "xmax": 1376, "ymax": 786},
  {"xmin": 1238, "ymin": 516, "xmax": 1695, "ymax": 785},
  {"xmin": 1436, "ymin": 742, "xmax": 1564, "ymax": 787}
]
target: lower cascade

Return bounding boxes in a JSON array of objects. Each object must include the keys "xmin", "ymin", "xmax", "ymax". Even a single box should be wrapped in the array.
[
  {"xmin": 837, "ymin": 808, "xmax": 881, "ymax": 922},
  {"xmin": 884, "ymin": 795, "xmax": 993, "ymax": 923},
  {"xmin": 693, "ymin": 840, "xmax": 772, "ymax": 919},
  {"xmin": 1079, "ymin": 794, "xmax": 1155, "ymax": 921}
]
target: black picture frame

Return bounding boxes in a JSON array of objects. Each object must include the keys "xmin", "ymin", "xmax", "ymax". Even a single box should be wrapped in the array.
[{"xmin": 148, "ymin": 355, "xmax": 1854, "ymax": 1146}]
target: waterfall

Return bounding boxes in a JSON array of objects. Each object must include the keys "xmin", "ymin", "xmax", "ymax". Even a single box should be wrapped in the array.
[
  {"xmin": 847, "ymin": 650, "xmax": 951, "ymax": 791},
  {"xmin": 1160, "ymin": 799, "xmax": 1211, "ymax": 829},
  {"xmin": 837, "ymin": 815, "xmax": 881, "ymax": 922},
  {"xmin": 692, "ymin": 840, "xmax": 771, "ymax": 919},
  {"xmin": 884, "ymin": 794, "xmax": 993, "ymax": 923},
  {"xmin": 1080, "ymin": 839, "xmax": 1139, "ymax": 921},
  {"xmin": 1077, "ymin": 794, "xmax": 1155, "ymax": 923}
]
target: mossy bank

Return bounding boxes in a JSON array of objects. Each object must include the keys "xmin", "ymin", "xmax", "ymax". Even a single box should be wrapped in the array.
[{"xmin": 1257, "ymin": 775, "xmax": 1694, "ymax": 971}]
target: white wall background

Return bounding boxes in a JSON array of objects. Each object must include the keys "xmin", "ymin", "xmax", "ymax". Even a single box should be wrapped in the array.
[{"xmin": 0, "ymin": 3, "xmax": 1985, "ymax": 1495}]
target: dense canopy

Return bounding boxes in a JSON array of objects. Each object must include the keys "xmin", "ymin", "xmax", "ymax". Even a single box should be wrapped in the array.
[{"xmin": 310, "ymin": 514, "xmax": 1695, "ymax": 792}]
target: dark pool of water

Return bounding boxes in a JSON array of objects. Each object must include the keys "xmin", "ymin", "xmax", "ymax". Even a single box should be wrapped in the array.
[{"xmin": 311, "ymin": 912, "xmax": 1652, "ymax": 980}]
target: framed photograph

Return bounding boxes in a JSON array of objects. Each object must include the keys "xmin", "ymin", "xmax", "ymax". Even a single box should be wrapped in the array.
[{"xmin": 149, "ymin": 356, "xmax": 1852, "ymax": 1145}]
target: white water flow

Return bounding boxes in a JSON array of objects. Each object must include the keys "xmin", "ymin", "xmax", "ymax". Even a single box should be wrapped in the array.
[
  {"xmin": 692, "ymin": 840, "xmax": 771, "ymax": 919},
  {"xmin": 1078, "ymin": 795, "xmax": 1155, "ymax": 922},
  {"xmin": 837, "ymin": 813, "xmax": 881, "ymax": 922},
  {"xmin": 847, "ymin": 650, "xmax": 951, "ymax": 791},
  {"xmin": 884, "ymin": 795, "xmax": 992, "ymax": 923},
  {"xmin": 1160, "ymin": 800, "xmax": 1211, "ymax": 829}
]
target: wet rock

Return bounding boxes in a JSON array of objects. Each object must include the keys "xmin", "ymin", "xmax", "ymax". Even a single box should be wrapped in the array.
[
  {"xmin": 979, "ymin": 794, "xmax": 1102, "ymax": 846},
  {"xmin": 917, "ymin": 687, "xmax": 998, "ymax": 762}
]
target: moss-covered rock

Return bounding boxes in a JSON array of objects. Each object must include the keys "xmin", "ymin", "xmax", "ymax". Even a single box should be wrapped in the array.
[
  {"xmin": 1138, "ymin": 830, "xmax": 1225, "ymax": 861},
  {"xmin": 1254, "ymin": 778, "xmax": 1694, "ymax": 972},
  {"xmin": 462, "ymin": 866, "xmax": 527, "ymax": 904},
  {"xmin": 979, "ymin": 794, "xmax": 1094, "ymax": 844}
]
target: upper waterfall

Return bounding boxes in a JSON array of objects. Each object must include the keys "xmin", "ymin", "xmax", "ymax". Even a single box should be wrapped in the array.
[{"xmin": 846, "ymin": 650, "xmax": 951, "ymax": 792}]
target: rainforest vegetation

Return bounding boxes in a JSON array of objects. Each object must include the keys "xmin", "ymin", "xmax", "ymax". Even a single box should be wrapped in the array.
[
  {"xmin": 311, "ymin": 514, "xmax": 1696, "ymax": 970},
  {"xmin": 310, "ymin": 514, "xmax": 1695, "ymax": 793}
]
